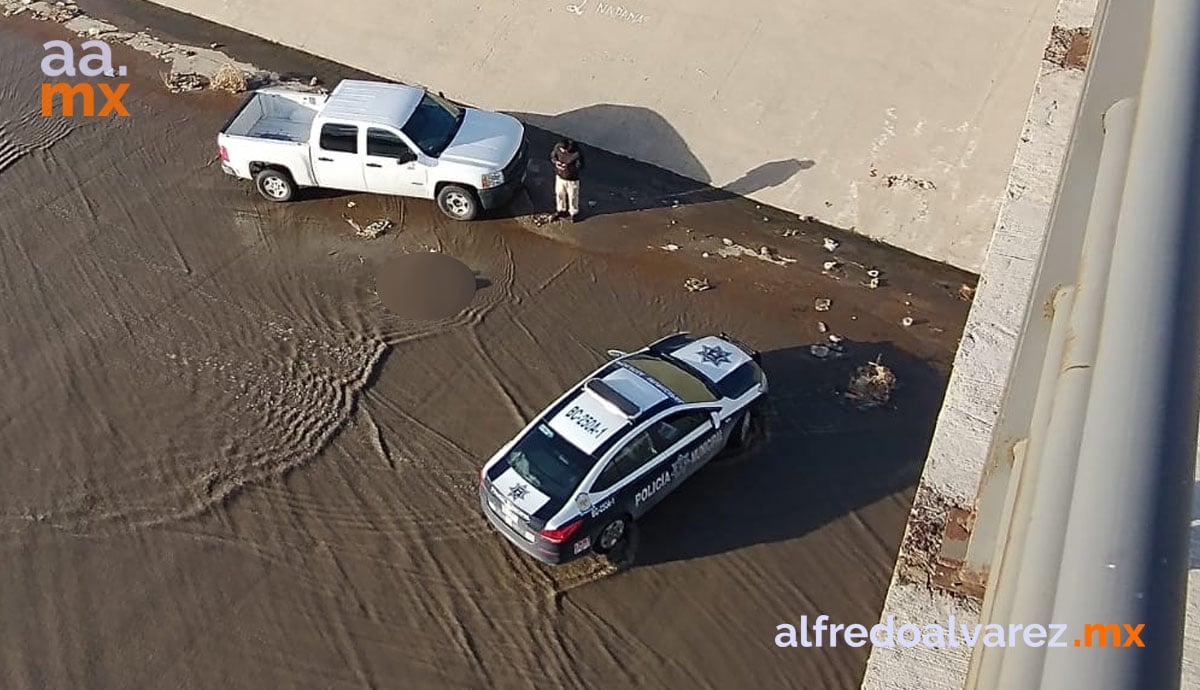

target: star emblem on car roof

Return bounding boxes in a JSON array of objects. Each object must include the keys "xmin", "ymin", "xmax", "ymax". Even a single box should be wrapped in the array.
[
  {"xmin": 699, "ymin": 344, "xmax": 733, "ymax": 366},
  {"xmin": 507, "ymin": 483, "xmax": 529, "ymax": 501}
]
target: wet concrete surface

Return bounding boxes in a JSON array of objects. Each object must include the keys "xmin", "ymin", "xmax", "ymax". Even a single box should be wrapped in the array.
[{"xmin": 1, "ymin": 6, "xmax": 974, "ymax": 690}]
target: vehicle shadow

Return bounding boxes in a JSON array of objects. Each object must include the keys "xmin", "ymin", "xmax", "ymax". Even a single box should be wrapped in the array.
[
  {"xmin": 501, "ymin": 104, "xmax": 813, "ymax": 219},
  {"xmin": 628, "ymin": 339, "xmax": 948, "ymax": 568}
]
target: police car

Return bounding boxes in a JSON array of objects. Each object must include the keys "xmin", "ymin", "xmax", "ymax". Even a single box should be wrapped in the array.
[{"xmin": 479, "ymin": 332, "xmax": 768, "ymax": 565}]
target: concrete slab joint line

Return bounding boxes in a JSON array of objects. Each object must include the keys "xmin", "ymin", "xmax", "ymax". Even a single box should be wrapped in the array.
[{"xmin": 859, "ymin": 0, "xmax": 1103, "ymax": 687}]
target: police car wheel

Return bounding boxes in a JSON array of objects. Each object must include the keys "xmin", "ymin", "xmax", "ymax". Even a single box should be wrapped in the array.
[{"xmin": 594, "ymin": 517, "xmax": 629, "ymax": 554}]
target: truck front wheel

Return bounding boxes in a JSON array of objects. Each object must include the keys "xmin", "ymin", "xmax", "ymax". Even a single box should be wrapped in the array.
[
  {"xmin": 255, "ymin": 168, "xmax": 295, "ymax": 202},
  {"xmin": 436, "ymin": 185, "xmax": 479, "ymax": 221}
]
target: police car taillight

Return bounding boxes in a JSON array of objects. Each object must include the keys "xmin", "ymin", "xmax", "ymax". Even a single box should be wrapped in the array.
[{"xmin": 540, "ymin": 520, "xmax": 582, "ymax": 544}]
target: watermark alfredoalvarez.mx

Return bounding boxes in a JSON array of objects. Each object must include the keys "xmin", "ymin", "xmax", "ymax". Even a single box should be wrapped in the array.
[
  {"xmin": 40, "ymin": 40, "xmax": 130, "ymax": 117},
  {"xmin": 775, "ymin": 616, "xmax": 1146, "ymax": 649}
]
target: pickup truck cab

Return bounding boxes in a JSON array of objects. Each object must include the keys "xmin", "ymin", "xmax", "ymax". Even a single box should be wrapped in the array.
[{"xmin": 217, "ymin": 79, "xmax": 528, "ymax": 221}]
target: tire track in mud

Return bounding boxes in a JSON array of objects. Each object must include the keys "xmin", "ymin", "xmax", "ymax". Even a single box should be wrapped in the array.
[{"xmin": 0, "ymin": 110, "xmax": 78, "ymax": 174}]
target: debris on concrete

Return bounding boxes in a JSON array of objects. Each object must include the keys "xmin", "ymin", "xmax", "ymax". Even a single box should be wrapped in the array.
[
  {"xmin": 823, "ymin": 237, "xmax": 840, "ymax": 252},
  {"xmin": 828, "ymin": 334, "xmax": 844, "ymax": 344},
  {"xmin": 63, "ymin": 15, "xmax": 117, "ymax": 35},
  {"xmin": 782, "ymin": 228, "xmax": 801, "ymax": 237},
  {"xmin": 863, "ymin": 276, "xmax": 881, "ymax": 289},
  {"xmin": 845, "ymin": 358, "xmax": 897, "ymax": 409},
  {"xmin": 358, "ymin": 219, "xmax": 393, "ymax": 239},
  {"xmin": 530, "ymin": 213, "xmax": 555, "ymax": 227},
  {"xmin": 817, "ymin": 321, "xmax": 828, "ymax": 333},
  {"xmin": 684, "ymin": 277, "xmax": 712, "ymax": 292},
  {"xmin": 716, "ymin": 240, "xmax": 797, "ymax": 266},
  {"xmin": 1045, "ymin": 26, "xmax": 1091, "ymax": 70},
  {"xmin": 958, "ymin": 283, "xmax": 976, "ymax": 302},
  {"xmin": 162, "ymin": 71, "xmax": 208, "ymax": 93},
  {"xmin": 814, "ymin": 298, "xmax": 831, "ymax": 312},
  {"xmin": 346, "ymin": 201, "xmax": 357, "ymax": 208},
  {"xmin": 701, "ymin": 252, "xmax": 711, "ymax": 258},
  {"xmin": 342, "ymin": 216, "xmax": 392, "ymax": 239},
  {"xmin": 823, "ymin": 260, "xmax": 840, "ymax": 272},
  {"xmin": 660, "ymin": 243, "xmax": 680, "ymax": 252},
  {"xmin": 883, "ymin": 173, "xmax": 937, "ymax": 191},
  {"xmin": 901, "ymin": 316, "xmax": 914, "ymax": 327},
  {"xmin": 209, "ymin": 63, "xmax": 248, "ymax": 92}
]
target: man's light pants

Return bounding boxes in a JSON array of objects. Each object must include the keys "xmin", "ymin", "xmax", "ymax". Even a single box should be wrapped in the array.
[{"xmin": 555, "ymin": 177, "xmax": 580, "ymax": 216}]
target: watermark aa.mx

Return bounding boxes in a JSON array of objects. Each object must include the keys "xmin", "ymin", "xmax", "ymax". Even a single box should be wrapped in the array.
[{"xmin": 39, "ymin": 40, "xmax": 130, "ymax": 117}]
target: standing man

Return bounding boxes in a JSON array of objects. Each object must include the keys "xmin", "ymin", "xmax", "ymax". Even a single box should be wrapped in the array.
[{"xmin": 550, "ymin": 138, "xmax": 585, "ymax": 222}]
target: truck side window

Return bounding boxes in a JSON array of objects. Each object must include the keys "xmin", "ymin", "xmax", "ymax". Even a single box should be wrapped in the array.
[
  {"xmin": 319, "ymin": 123, "xmax": 358, "ymax": 153},
  {"xmin": 367, "ymin": 128, "xmax": 413, "ymax": 158}
]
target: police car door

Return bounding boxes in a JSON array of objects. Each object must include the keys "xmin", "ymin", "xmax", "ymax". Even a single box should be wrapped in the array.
[
  {"xmin": 586, "ymin": 428, "xmax": 661, "ymax": 523},
  {"xmin": 627, "ymin": 409, "xmax": 722, "ymax": 519}
]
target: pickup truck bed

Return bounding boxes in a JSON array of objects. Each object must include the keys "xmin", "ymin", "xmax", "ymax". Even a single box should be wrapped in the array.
[{"xmin": 222, "ymin": 91, "xmax": 322, "ymax": 143}]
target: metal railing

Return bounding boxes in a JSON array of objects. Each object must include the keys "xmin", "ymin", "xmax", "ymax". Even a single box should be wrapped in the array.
[{"xmin": 964, "ymin": 0, "xmax": 1200, "ymax": 686}]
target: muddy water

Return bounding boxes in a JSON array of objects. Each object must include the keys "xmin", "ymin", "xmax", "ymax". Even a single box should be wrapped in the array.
[{"xmin": 0, "ymin": 17, "xmax": 972, "ymax": 690}]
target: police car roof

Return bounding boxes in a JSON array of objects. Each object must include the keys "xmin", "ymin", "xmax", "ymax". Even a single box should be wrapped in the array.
[{"xmin": 545, "ymin": 363, "xmax": 677, "ymax": 454}]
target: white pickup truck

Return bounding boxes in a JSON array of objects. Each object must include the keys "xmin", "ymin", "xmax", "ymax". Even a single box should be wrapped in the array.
[{"xmin": 217, "ymin": 79, "xmax": 528, "ymax": 221}]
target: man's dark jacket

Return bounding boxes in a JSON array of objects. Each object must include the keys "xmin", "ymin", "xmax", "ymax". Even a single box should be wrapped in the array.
[{"xmin": 551, "ymin": 144, "xmax": 585, "ymax": 181}]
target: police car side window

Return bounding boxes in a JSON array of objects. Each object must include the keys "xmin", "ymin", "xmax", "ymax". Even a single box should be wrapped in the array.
[
  {"xmin": 650, "ymin": 411, "xmax": 710, "ymax": 448},
  {"xmin": 593, "ymin": 431, "xmax": 658, "ymax": 492}
]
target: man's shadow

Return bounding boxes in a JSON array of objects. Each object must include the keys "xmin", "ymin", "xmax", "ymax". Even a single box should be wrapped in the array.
[{"xmin": 502, "ymin": 104, "xmax": 814, "ymax": 219}]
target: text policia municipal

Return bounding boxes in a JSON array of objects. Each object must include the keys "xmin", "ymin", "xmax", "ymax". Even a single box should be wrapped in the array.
[{"xmin": 775, "ymin": 616, "xmax": 1146, "ymax": 649}]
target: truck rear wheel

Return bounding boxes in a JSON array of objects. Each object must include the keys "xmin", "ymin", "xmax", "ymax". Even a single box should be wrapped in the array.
[
  {"xmin": 255, "ymin": 168, "xmax": 295, "ymax": 202},
  {"xmin": 437, "ymin": 185, "xmax": 479, "ymax": 221}
]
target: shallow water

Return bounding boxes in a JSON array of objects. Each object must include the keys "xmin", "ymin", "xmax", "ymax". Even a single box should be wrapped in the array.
[{"xmin": 0, "ymin": 17, "xmax": 972, "ymax": 690}]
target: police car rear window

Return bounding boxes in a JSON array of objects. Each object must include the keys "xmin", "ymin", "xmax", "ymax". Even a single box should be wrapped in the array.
[
  {"xmin": 621, "ymin": 355, "xmax": 718, "ymax": 403},
  {"xmin": 504, "ymin": 423, "xmax": 595, "ymax": 498}
]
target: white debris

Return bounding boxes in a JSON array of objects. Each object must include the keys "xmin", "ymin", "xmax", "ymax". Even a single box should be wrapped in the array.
[
  {"xmin": 901, "ymin": 316, "xmax": 914, "ymax": 327},
  {"xmin": 823, "ymin": 237, "xmax": 840, "ymax": 252},
  {"xmin": 684, "ymin": 277, "xmax": 712, "ymax": 292},
  {"xmin": 823, "ymin": 260, "xmax": 840, "ymax": 271},
  {"xmin": 815, "ymin": 298, "xmax": 831, "ymax": 312},
  {"xmin": 722, "ymin": 238, "xmax": 734, "ymax": 246},
  {"xmin": 346, "ymin": 201, "xmax": 356, "ymax": 208},
  {"xmin": 716, "ymin": 240, "xmax": 797, "ymax": 266},
  {"xmin": 817, "ymin": 321, "xmax": 829, "ymax": 333},
  {"xmin": 828, "ymin": 334, "xmax": 845, "ymax": 344},
  {"xmin": 660, "ymin": 243, "xmax": 680, "ymax": 252}
]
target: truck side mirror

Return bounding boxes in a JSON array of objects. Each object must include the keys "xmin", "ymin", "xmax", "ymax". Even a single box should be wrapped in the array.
[{"xmin": 396, "ymin": 151, "xmax": 416, "ymax": 164}]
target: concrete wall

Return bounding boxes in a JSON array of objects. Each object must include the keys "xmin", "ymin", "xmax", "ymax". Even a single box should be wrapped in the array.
[{"xmin": 144, "ymin": 0, "xmax": 1058, "ymax": 273}]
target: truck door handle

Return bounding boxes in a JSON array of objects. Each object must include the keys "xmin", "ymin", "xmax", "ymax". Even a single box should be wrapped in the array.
[
  {"xmin": 365, "ymin": 163, "xmax": 382, "ymax": 168},
  {"xmin": 317, "ymin": 156, "xmax": 333, "ymax": 162}
]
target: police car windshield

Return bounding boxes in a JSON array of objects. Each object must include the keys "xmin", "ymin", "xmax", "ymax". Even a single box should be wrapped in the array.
[
  {"xmin": 504, "ymin": 423, "xmax": 595, "ymax": 498},
  {"xmin": 621, "ymin": 354, "xmax": 718, "ymax": 403}
]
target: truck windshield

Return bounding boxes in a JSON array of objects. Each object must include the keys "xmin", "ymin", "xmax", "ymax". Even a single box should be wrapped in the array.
[
  {"xmin": 401, "ymin": 92, "xmax": 464, "ymax": 157},
  {"xmin": 503, "ymin": 423, "xmax": 596, "ymax": 499}
]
